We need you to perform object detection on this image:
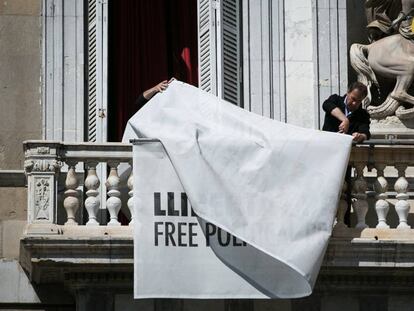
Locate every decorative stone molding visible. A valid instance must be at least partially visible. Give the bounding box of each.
[24,159,62,174]
[19,231,414,292]
[24,141,61,158]
[37,146,50,154]
[34,177,51,221]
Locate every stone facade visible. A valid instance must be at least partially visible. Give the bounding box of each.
[0,0,42,170]
[1,0,414,310]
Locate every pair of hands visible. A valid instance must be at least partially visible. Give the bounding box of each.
[338,119,366,142]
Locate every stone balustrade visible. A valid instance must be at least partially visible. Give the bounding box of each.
[19,140,414,304]
[23,140,413,231]
[23,140,133,228]
[336,140,414,231]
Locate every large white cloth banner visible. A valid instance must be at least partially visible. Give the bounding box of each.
[125,81,353,299]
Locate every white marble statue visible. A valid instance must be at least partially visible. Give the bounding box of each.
[350,0,414,120]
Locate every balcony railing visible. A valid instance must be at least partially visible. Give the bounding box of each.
[23,140,414,234]
[337,140,414,234]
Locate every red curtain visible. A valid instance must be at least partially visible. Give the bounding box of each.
[108,0,198,142]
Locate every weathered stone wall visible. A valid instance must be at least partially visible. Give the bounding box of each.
[0,2,43,305]
[0,0,42,262]
[0,0,42,170]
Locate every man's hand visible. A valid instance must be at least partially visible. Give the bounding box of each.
[143,80,169,100]
[330,107,349,133]
[152,80,169,93]
[352,132,367,143]
[338,118,350,133]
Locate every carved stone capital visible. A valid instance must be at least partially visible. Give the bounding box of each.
[24,158,62,174]
[24,141,63,175]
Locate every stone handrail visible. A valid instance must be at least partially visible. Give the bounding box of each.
[23,140,413,230]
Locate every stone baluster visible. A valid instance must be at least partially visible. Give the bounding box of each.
[352,163,369,229]
[335,181,348,229]
[394,164,410,229]
[127,164,134,226]
[63,161,80,225]
[106,161,121,226]
[84,162,100,226]
[373,163,390,229]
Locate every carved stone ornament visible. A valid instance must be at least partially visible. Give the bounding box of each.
[37,146,50,154]
[24,142,60,158]
[24,159,62,174]
[34,178,51,220]
[24,160,34,172]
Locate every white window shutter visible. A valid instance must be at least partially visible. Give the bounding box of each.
[198,0,218,95]
[87,0,108,143]
[198,0,242,106]
[87,0,98,142]
[220,0,242,106]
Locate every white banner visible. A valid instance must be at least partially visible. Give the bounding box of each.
[126,81,353,298]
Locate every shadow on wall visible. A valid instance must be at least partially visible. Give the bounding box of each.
[347,0,369,85]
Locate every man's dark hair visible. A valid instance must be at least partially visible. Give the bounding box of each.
[348,81,368,98]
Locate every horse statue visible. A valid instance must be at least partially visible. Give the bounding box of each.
[350,0,414,120]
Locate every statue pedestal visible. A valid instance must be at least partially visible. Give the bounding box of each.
[370,116,414,139]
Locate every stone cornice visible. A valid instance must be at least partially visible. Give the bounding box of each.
[19,225,414,291]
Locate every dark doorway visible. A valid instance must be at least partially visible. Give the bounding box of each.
[108,0,198,142]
